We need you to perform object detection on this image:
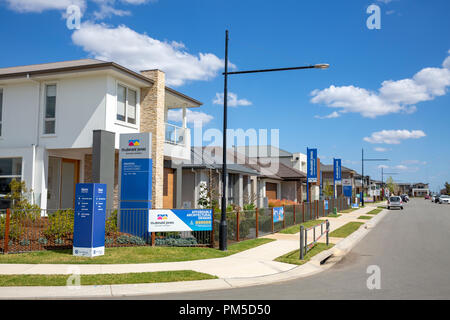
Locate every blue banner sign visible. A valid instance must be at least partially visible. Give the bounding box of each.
[119,133,152,238]
[324,200,329,210]
[307,148,318,183]
[148,209,213,232]
[273,207,285,223]
[334,158,342,183]
[73,183,106,257]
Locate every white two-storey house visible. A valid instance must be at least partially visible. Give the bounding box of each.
[0,59,201,210]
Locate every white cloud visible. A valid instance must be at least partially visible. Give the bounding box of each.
[378,165,389,169]
[4,0,86,13]
[121,0,153,4]
[378,0,393,3]
[311,52,450,118]
[93,4,131,19]
[167,109,213,125]
[363,129,426,144]
[5,0,154,18]
[374,147,389,152]
[402,160,427,165]
[72,23,228,86]
[213,92,252,107]
[314,111,340,119]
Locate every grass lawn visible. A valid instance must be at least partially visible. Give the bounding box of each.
[0,238,275,265]
[326,214,342,218]
[368,208,383,215]
[357,216,372,220]
[339,208,359,213]
[278,220,325,234]
[274,243,334,266]
[329,222,364,238]
[0,270,217,287]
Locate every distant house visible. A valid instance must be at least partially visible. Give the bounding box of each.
[180,146,259,209]
[232,146,308,205]
[320,163,356,198]
[411,183,430,197]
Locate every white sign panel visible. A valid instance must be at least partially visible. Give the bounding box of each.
[119,133,152,160]
[342,178,352,186]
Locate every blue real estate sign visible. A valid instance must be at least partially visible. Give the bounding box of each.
[119,133,152,238]
[148,209,213,232]
[334,158,342,183]
[73,183,106,257]
[273,207,285,223]
[307,148,318,183]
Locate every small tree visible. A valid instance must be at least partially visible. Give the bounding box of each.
[197,181,210,209]
[386,176,399,195]
[323,181,334,198]
[445,182,450,195]
[5,179,40,211]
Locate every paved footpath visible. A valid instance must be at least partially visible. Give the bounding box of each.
[0,203,386,299]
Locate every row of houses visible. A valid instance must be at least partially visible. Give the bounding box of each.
[0,59,428,210]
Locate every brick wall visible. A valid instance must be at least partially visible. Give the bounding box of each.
[139,70,165,209]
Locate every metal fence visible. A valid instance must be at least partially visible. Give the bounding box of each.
[299,220,330,259]
[1,197,351,254]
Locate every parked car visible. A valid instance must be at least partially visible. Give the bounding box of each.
[424,194,430,200]
[434,195,441,203]
[387,196,403,210]
[439,195,450,204]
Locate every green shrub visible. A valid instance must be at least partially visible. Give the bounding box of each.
[116,235,146,245]
[105,210,118,235]
[155,236,198,247]
[44,209,74,239]
[54,238,64,245]
[19,239,30,246]
[243,203,256,211]
[38,237,48,245]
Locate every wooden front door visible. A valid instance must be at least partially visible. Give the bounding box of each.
[266,182,278,200]
[163,168,175,209]
[60,158,80,209]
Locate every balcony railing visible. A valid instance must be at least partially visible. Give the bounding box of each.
[165,123,186,146]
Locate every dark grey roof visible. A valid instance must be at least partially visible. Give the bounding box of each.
[181,147,260,176]
[320,163,355,173]
[232,145,293,158]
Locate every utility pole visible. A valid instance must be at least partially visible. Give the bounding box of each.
[361,148,388,206]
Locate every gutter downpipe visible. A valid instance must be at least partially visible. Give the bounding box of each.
[27,73,42,206]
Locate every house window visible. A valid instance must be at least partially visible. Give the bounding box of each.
[0,158,22,209]
[0,88,3,136]
[116,84,137,125]
[44,84,56,134]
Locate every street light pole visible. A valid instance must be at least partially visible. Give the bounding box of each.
[219,30,329,251]
[219,30,229,251]
[361,148,388,207]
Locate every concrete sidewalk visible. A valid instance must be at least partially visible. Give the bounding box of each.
[0,203,382,278]
[0,204,387,299]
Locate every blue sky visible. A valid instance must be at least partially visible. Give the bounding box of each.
[1,0,449,192]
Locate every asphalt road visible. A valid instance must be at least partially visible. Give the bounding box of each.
[122,199,450,300]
